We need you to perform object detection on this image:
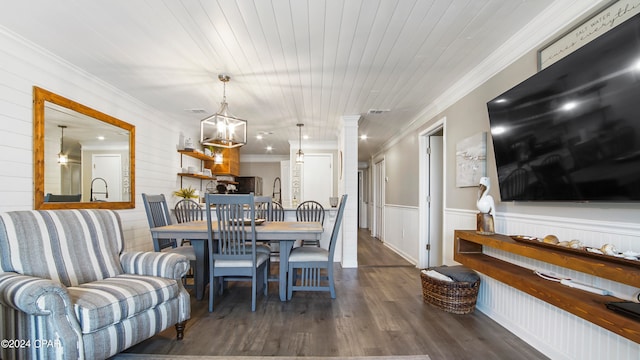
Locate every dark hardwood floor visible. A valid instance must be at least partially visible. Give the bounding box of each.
[122,229,548,359]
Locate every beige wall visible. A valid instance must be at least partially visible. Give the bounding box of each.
[383,132,419,206]
[384,37,640,222]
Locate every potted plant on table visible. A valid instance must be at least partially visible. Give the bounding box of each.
[173,186,198,200]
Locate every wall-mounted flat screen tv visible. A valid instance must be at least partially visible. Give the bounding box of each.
[487,13,640,201]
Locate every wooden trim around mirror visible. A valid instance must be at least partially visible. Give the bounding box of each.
[33,86,136,209]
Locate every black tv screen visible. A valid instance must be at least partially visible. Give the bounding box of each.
[487,13,640,201]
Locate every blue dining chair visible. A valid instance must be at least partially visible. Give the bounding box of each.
[205,193,269,312]
[287,194,347,299]
[296,200,325,247]
[142,193,197,288]
[253,195,274,256]
[174,198,203,246]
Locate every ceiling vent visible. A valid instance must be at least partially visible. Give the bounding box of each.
[367,109,390,115]
[185,108,207,114]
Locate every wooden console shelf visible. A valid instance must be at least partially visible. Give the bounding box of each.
[454,230,640,344]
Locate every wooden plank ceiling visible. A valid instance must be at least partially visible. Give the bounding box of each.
[0,0,557,160]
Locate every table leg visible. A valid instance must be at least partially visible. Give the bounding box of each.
[279,240,295,301]
[192,240,207,301]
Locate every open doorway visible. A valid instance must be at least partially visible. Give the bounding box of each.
[372,158,385,241]
[418,118,445,268]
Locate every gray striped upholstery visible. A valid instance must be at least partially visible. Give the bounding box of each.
[0,210,124,286]
[68,274,180,333]
[0,210,190,360]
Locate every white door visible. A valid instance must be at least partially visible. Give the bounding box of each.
[358,170,367,228]
[427,135,444,266]
[301,154,332,204]
[373,159,385,241]
[92,154,122,201]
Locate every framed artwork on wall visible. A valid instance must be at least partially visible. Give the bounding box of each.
[456,132,486,188]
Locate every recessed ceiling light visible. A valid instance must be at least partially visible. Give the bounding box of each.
[360,135,367,140]
[256,134,263,140]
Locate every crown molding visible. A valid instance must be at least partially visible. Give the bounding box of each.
[376,0,605,157]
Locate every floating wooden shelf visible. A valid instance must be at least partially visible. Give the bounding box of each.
[177,149,215,162]
[454,229,640,344]
[177,173,216,180]
[177,150,216,190]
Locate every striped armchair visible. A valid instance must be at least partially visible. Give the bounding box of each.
[0,210,190,360]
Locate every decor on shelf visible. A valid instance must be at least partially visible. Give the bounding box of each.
[476,176,495,235]
[184,137,194,150]
[456,131,486,187]
[538,0,640,70]
[296,123,304,164]
[57,125,68,165]
[200,74,247,148]
[173,186,198,199]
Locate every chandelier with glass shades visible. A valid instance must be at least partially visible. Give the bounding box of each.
[200,74,247,148]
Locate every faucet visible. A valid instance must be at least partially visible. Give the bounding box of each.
[90,177,109,202]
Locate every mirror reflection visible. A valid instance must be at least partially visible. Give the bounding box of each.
[34,87,135,209]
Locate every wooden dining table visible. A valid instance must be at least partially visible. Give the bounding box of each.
[150,220,324,301]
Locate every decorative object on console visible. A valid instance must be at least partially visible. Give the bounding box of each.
[510,235,640,267]
[476,176,495,235]
[200,74,247,148]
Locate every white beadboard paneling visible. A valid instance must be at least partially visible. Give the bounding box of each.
[445,208,640,360]
[383,204,419,265]
[0,26,186,252]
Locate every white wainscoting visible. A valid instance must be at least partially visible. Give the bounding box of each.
[384,204,419,265]
[444,208,640,360]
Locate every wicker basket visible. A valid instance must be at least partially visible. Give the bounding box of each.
[420,268,480,314]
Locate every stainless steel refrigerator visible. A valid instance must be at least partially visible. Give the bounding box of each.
[235,176,263,196]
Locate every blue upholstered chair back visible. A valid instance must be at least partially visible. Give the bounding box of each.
[0,209,124,287]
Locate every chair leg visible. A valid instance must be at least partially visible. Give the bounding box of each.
[263,261,269,295]
[251,273,257,312]
[191,260,198,291]
[175,321,187,340]
[287,265,294,300]
[328,265,336,298]
[209,271,215,312]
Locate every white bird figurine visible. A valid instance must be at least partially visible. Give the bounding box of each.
[477,177,495,216]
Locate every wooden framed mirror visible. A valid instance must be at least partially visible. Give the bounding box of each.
[33,86,135,209]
